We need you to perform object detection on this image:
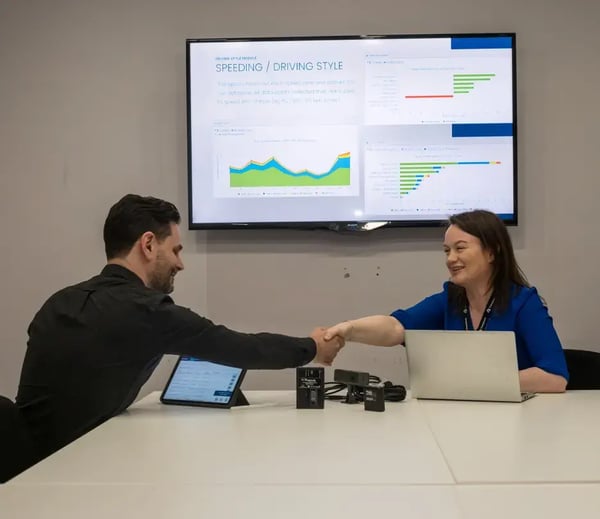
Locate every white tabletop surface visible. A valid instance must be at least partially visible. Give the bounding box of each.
[0,484,462,519]
[419,390,600,482]
[3,483,600,519]
[4,390,600,518]
[11,391,454,485]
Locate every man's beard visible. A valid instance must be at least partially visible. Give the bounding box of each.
[148,256,175,294]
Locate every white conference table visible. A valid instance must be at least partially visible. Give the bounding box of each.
[8,391,454,486]
[3,390,600,519]
[419,390,600,483]
[3,483,600,519]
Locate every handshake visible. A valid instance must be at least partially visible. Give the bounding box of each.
[310,321,353,366]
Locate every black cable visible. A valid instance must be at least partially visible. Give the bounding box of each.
[381,381,407,402]
[324,378,406,403]
[323,382,348,401]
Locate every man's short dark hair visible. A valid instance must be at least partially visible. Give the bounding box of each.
[103,194,181,259]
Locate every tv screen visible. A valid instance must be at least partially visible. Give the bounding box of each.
[187,33,517,230]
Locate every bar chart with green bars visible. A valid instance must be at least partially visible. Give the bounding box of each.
[399,161,501,196]
[453,73,496,94]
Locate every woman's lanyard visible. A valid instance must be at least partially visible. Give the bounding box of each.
[464,294,495,331]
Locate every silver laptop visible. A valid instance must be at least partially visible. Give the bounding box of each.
[405,330,535,403]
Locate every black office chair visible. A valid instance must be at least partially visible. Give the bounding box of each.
[0,396,36,483]
[563,349,600,390]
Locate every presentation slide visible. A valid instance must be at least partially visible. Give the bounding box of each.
[188,35,515,226]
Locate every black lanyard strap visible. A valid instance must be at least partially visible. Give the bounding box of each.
[464,294,495,331]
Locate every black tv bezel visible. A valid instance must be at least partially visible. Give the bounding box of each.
[186,32,518,231]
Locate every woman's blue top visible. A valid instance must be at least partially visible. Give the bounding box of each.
[391,282,569,379]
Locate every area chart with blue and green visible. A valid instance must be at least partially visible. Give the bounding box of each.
[399,161,501,196]
[229,152,351,187]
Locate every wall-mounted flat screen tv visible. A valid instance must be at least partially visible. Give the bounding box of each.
[187,33,517,231]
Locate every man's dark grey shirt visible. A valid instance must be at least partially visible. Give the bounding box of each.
[16,264,315,460]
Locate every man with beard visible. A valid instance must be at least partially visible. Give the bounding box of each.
[16,194,343,464]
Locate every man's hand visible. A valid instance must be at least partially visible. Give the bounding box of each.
[310,327,345,366]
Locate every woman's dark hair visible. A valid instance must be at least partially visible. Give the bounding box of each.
[103,194,181,259]
[446,209,529,313]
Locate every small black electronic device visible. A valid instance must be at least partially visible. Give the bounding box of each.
[333,369,370,387]
[161,356,248,408]
[333,369,370,404]
[364,386,386,412]
[296,367,325,409]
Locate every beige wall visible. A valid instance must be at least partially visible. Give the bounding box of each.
[1,0,598,397]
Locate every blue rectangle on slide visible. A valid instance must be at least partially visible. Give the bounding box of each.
[452,123,513,138]
[451,37,513,49]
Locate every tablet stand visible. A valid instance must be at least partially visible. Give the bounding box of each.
[231,389,249,407]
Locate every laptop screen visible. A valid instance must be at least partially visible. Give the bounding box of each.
[161,357,245,407]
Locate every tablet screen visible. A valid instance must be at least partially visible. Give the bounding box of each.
[160,357,246,408]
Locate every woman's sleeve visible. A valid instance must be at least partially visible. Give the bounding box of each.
[516,288,569,380]
[391,291,446,330]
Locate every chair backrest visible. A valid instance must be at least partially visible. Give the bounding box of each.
[0,396,36,483]
[564,349,600,390]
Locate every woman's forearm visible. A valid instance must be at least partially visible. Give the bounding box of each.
[344,315,405,346]
[519,367,567,393]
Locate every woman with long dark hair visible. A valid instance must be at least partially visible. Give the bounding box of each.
[325,209,568,393]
